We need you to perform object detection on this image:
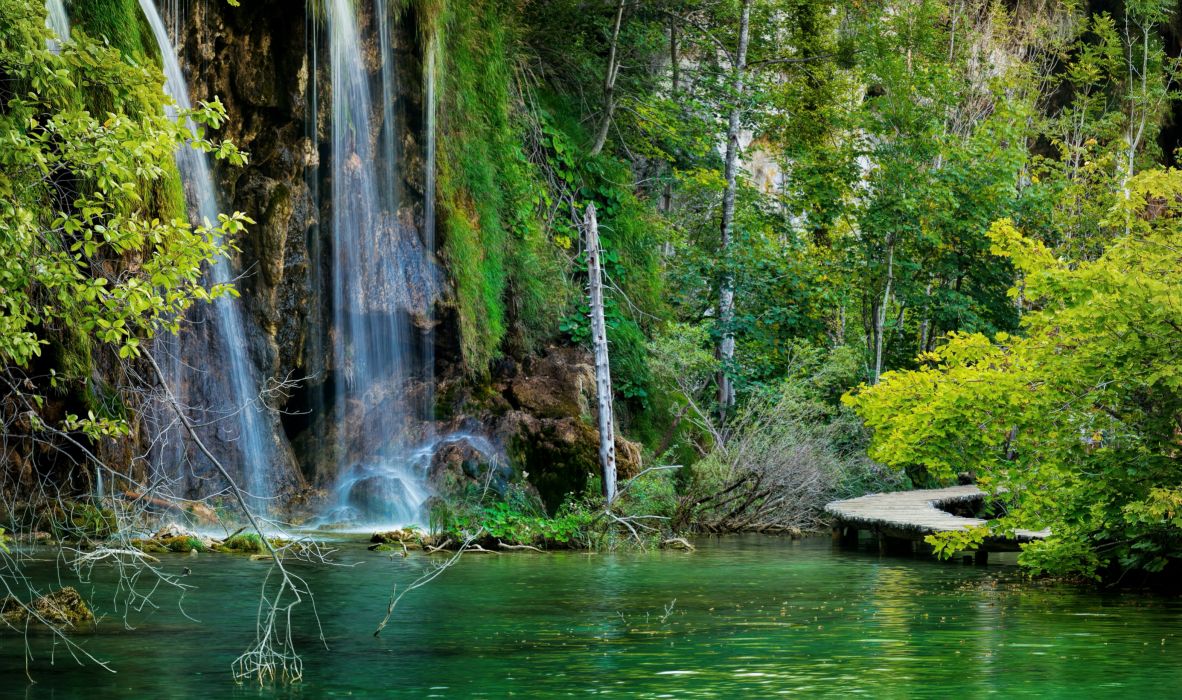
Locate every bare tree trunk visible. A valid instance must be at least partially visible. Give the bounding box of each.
[585,203,617,503]
[872,238,894,384]
[918,280,932,355]
[589,0,627,157]
[1121,14,1150,236]
[670,14,680,97]
[717,0,752,411]
[662,15,679,215]
[660,14,678,258]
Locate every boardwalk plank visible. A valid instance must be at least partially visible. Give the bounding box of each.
[825,486,1048,544]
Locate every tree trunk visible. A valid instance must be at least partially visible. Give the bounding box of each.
[589,0,627,157]
[717,0,752,411]
[659,14,678,258]
[918,280,932,355]
[872,238,894,384]
[670,14,680,96]
[585,203,617,503]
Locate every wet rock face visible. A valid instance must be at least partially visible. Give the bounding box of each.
[348,209,443,326]
[172,1,439,491]
[435,347,641,514]
[174,0,316,391]
[167,4,630,514]
[428,438,515,497]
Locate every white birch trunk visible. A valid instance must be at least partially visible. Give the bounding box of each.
[873,239,894,385]
[585,203,617,503]
[717,0,752,411]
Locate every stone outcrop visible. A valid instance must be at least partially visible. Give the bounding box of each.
[435,347,641,513]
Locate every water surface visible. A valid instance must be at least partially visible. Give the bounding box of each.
[3,536,1179,698]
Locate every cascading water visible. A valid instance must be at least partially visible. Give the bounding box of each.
[140,0,284,509]
[322,0,436,526]
[44,0,68,50]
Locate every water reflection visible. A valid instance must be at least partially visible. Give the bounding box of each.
[2,536,1179,698]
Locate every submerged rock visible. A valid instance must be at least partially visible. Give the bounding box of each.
[1,587,94,630]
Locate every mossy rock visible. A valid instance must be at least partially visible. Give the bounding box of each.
[216,532,267,554]
[33,500,118,541]
[370,528,425,549]
[160,536,205,553]
[130,538,169,554]
[509,419,599,515]
[1,587,95,629]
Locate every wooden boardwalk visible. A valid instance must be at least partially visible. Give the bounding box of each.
[825,485,1048,562]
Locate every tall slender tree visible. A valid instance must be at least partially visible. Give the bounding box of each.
[717,0,752,410]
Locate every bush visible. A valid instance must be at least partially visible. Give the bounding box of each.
[676,381,901,533]
[430,483,595,549]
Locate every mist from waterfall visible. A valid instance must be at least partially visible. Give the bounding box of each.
[139,0,281,508]
[323,0,432,526]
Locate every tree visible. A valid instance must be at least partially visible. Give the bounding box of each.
[584,203,617,503]
[0,0,247,457]
[847,169,1182,578]
[716,0,751,410]
[589,0,627,157]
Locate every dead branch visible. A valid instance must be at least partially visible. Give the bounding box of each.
[497,540,545,552]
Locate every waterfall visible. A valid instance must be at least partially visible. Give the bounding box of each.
[139,0,283,509]
[45,0,68,51]
[322,0,434,526]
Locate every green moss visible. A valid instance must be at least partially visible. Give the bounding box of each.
[68,0,157,60]
[218,532,266,553]
[434,0,566,372]
[153,162,188,221]
[2,587,95,629]
[70,0,186,221]
[65,502,117,539]
[131,538,169,554]
[161,535,205,553]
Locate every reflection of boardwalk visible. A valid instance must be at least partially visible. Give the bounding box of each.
[825,486,1048,562]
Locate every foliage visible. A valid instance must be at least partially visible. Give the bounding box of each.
[847,170,1182,578]
[430,482,594,548]
[0,0,247,445]
[219,532,266,553]
[434,0,564,371]
[671,346,902,533]
[430,466,685,550]
[925,526,988,560]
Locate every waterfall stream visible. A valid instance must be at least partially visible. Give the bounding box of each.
[44,0,68,51]
[139,0,283,509]
[322,0,434,526]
